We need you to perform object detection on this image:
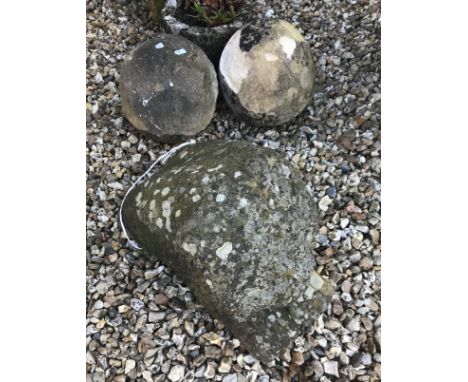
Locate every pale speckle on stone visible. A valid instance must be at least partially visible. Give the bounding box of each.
[149,200,156,210]
[189,188,197,194]
[135,192,143,205]
[206,279,213,287]
[153,189,160,195]
[309,271,324,290]
[239,197,249,208]
[182,242,197,255]
[304,285,315,300]
[234,171,242,179]
[216,242,233,261]
[216,194,226,203]
[207,164,223,172]
[162,187,170,196]
[179,150,188,159]
[155,42,164,49]
[162,200,172,232]
[156,217,163,229]
[192,195,201,202]
[175,210,181,218]
[162,200,172,217]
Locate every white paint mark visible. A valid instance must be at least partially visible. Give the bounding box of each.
[174,48,187,55]
[155,42,164,49]
[216,242,233,261]
[279,36,297,59]
[216,194,226,203]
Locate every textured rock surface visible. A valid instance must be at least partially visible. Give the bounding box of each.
[219,20,315,126]
[120,34,218,142]
[122,140,334,362]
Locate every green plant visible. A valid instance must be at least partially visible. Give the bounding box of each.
[178,0,243,26]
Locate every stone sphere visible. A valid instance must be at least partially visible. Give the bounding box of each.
[219,20,315,126]
[120,34,218,142]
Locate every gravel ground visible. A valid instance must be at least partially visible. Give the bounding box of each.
[86,0,381,381]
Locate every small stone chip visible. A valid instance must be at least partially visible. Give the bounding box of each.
[168,365,185,382]
[124,359,136,374]
[323,360,339,377]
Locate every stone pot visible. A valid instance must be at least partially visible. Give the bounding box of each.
[159,0,252,65]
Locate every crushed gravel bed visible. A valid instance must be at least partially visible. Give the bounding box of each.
[86,0,381,381]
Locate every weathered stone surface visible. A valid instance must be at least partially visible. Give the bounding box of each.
[121,140,333,363]
[219,20,315,126]
[120,34,218,142]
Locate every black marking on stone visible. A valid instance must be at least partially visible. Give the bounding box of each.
[239,25,264,52]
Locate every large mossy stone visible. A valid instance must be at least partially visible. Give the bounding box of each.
[120,34,218,143]
[121,140,333,362]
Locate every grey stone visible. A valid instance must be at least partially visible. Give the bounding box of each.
[219,20,315,126]
[120,34,218,142]
[122,140,334,363]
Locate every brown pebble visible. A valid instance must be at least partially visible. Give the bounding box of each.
[291,351,304,365]
[154,293,169,305]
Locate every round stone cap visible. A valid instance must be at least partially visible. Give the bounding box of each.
[120,34,218,142]
[219,20,315,126]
